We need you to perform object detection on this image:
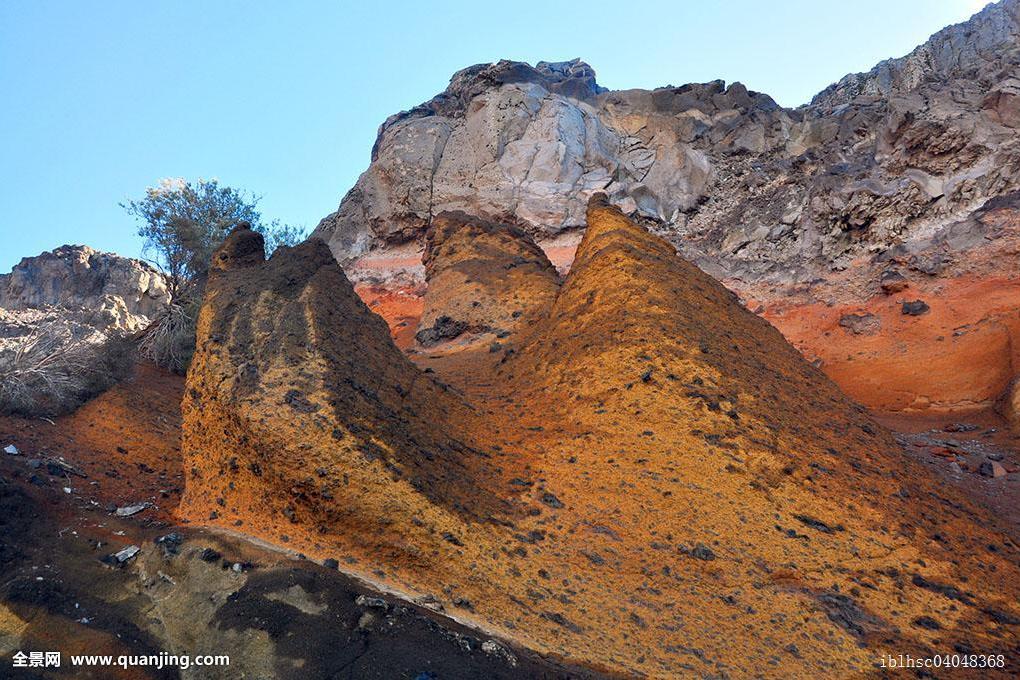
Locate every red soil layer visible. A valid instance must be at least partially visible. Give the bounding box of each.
[355,283,424,350]
[763,276,1020,414]
[356,246,1020,421]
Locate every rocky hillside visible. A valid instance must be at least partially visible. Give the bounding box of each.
[0,245,169,342]
[182,204,1020,678]
[314,0,1020,419]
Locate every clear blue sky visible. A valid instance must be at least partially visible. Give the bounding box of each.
[0,0,990,272]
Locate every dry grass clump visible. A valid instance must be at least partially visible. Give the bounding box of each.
[137,301,197,374]
[0,325,134,416]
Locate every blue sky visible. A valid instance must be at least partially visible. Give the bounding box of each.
[0,0,991,272]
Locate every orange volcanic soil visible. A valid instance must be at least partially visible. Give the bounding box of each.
[764,276,1020,414]
[415,211,561,347]
[177,198,1020,678]
[355,284,424,350]
[0,361,184,524]
[351,197,1020,428]
[354,255,1020,422]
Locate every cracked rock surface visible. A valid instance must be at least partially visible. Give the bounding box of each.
[315,1,1020,288]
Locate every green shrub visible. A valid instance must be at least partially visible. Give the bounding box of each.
[123,178,304,372]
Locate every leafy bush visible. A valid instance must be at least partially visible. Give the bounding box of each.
[123,178,304,372]
[0,328,135,417]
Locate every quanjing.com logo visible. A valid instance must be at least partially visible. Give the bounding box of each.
[11,651,60,669]
[11,651,230,671]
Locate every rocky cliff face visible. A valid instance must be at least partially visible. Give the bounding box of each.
[316,0,1020,416]
[314,0,1020,282]
[0,245,169,337]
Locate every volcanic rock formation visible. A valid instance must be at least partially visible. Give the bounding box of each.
[0,245,170,404]
[415,211,560,346]
[315,1,1020,278]
[181,226,513,556]
[314,0,1020,418]
[0,244,169,358]
[185,201,1020,678]
[0,245,168,331]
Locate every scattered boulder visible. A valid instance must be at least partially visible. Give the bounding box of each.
[101,545,140,566]
[481,639,518,667]
[414,315,469,346]
[978,461,1007,478]
[912,616,941,630]
[690,544,716,561]
[838,313,881,335]
[901,300,930,316]
[355,595,389,611]
[114,502,152,517]
[154,532,184,557]
[198,548,222,563]
[539,492,564,509]
[879,270,909,294]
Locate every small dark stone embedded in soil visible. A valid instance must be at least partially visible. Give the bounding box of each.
[442,532,464,546]
[199,547,222,563]
[284,389,320,413]
[817,591,884,640]
[902,300,930,316]
[539,492,564,508]
[911,574,974,605]
[983,607,1020,625]
[415,315,469,346]
[155,532,184,556]
[793,514,844,534]
[880,269,908,294]
[690,544,716,561]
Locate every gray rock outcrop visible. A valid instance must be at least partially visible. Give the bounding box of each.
[0,245,169,366]
[0,245,169,334]
[314,0,1020,286]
